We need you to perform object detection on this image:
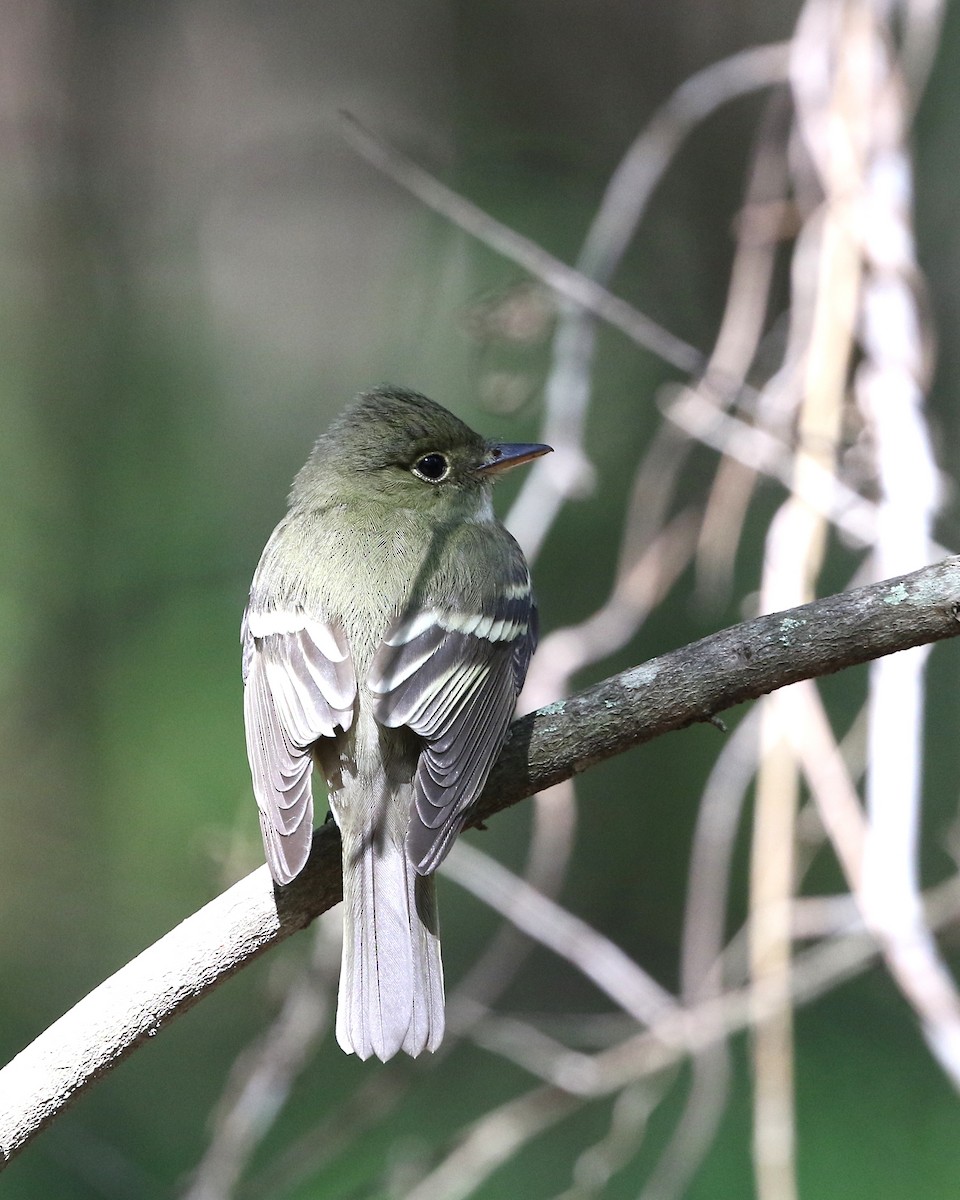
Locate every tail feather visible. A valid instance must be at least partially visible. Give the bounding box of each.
[337,831,444,1061]
[403,872,445,1056]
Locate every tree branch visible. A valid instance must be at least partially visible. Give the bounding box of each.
[474,554,960,821]
[2,557,959,1167]
[339,112,704,373]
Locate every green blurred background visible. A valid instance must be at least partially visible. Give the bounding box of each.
[2,1,960,1196]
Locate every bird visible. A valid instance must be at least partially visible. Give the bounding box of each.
[241,386,551,1061]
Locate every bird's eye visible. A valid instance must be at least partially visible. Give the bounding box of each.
[411,453,450,482]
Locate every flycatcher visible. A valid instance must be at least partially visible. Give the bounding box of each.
[242,387,550,1060]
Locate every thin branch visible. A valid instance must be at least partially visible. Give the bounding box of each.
[180,918,341,1200]
[402,873,960,1200]
[2,558,960,1167]
[847,0,960,1088]
[576,870,960,1097]
[504,43,790,558]
[338,112,703,373]
[662,389,878,547]
[443,842,674,1026]
[639,712,760,1200]
[482,556,960,820]
[551,1081,665,1200]
[403,1085,580,1200]
[445,785,579,1033]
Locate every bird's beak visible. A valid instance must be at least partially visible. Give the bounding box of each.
[478,441,553,475]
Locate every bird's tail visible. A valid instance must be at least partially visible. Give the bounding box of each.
[336,826,444,1061]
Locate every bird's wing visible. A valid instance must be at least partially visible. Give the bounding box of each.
[369,558,537,875]
[242,607,356,884]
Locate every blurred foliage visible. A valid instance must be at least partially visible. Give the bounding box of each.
[2,1,960,1197]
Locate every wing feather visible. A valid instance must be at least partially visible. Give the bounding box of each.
[242,607,356,884]
[369,551,538,875]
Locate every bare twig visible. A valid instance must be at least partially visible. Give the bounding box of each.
[401,874,960,1200]
[443,843,674,1026]
[180,918,341,1200]
[693,92,795,607]
[447,783,579,1020]
[749,6,862,1172]
[784,681,866,889]
[581,870,960,1096]
[639,712,760,1200]
[844,0,960,1086]
[403,1085,580,1200]
[662,389,878,546]
[504,42,790,557]
[551,1081,666,1200]
[338,112,702,373]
